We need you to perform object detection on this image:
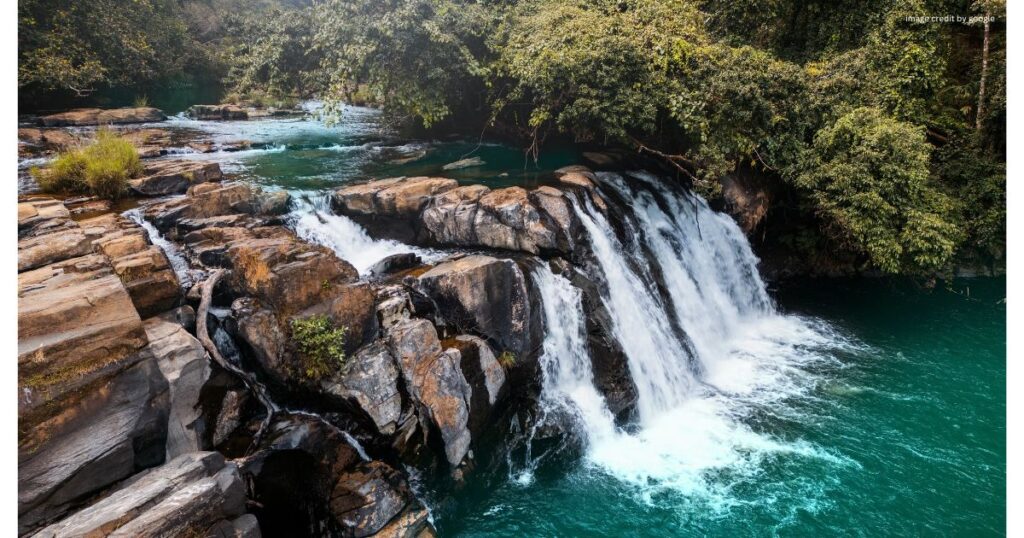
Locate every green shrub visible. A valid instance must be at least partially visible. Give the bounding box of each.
[290,315,347,381]
[133,95,150,107]
[32,129,142,200]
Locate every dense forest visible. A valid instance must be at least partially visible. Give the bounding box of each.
[18,0,1006,278]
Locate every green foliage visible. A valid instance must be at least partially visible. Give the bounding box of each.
[497,351,517,369]
[796,107,961,274]
[290,315,347,381]
[18,0,203,95]
[32,129,142,199]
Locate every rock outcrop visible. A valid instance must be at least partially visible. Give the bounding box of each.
[33,452,257,538]
[332,176,578,255]
[145,315,212,459]
[416,255,533,358]
[129,160,224,196]
[37,107,167,127]
[387,319,472,467]
[186,104,249,121]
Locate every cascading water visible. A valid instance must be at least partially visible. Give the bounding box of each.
[290,195,440,275]
[527,172,850,502]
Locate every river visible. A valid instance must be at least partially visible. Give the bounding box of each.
[21,106,1005,536]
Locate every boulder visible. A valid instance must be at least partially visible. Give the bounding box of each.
[321,341,403,436]
[329,461,428,538]
[18,198,71,236]
[144,182,289,232]
[186,104,249,121]
[470,187,560,254]
[18,354,169,533]
[368,252,423,278]
[129,160,223,196]
[387,319,471,466]
[17,128,82,153]
[416,255,532,358]
[32,452,254,538]
[37,107,167,127]
[145,316,212,459]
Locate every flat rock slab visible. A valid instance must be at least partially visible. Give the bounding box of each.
[130,160,223,196]
[37,107,166,127]
[186,104,249,121]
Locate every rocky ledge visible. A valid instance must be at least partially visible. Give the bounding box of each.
[17,155,643,536]
[331,169,612,257]
[36,107,167,127]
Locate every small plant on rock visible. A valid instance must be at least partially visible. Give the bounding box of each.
[289,315,347,381]
[497,350,516,369]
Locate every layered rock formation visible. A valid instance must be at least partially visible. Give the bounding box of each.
[36,107,167,127]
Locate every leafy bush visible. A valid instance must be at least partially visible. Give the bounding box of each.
[497,351,516,369]
[32,129,142,199]
[796,107,961,274]
[290,315,347,381]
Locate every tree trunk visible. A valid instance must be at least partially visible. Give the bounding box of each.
[976,9,991,132]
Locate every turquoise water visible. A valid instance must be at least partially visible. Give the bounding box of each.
[127,112,1005,536]
[436,278,1006,537]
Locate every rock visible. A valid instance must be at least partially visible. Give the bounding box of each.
[37,107,167,127]
[322,341,403,436]
[387,319,472,466]
[416,255,532,358]
[330,461,426,537]
[450,335,507,435]
[84,213,181,318]
[245,415,362,536]
[18,198,71,236]
[254,190,291,215]
[186,104,249,121]
[17,226,92,272]
[18,254,149,417]
[211,389,248,448]
[130,160,223,196]
[472,187,559,254]
[441,156,485,170]
[582,151,618,166]
[144,182,287,232]
[232,298,289,386]
[18,354,169,533]
[369,252,422,278]
[719,167,772,235]
[66,198,112,217]
[375,286,414,331]
[32,452,254,538]
[17,128,82,153]
[145,316,211,459]
[334,177,459,218]
[372,504,434,538]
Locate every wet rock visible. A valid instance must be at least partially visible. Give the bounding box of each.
[32,452,253,538]
[416,255,532,358]
[18,354,169,534]
[387,319,472,466]
[232,298,289,386]
[37,107,166,127]
[334,177,459,218]
[145,316,212,459]
[321,341,403,436]
[373,504,434,538]
[144,182,289,232]
[329,461,427,537]
[17,128,81,153]
[369,252,423,278]
[441,156,485,170]
[129,160,223,196]
[255,189,291,215]
[186,104,249,121]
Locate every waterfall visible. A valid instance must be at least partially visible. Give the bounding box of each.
[290,195,440,275]
[532,265,617,441]
[525,171,846,499]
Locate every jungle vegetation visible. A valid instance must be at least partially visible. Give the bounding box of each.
[18,0,1006,276]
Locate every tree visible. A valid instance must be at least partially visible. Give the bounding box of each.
[796,107,961,274]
